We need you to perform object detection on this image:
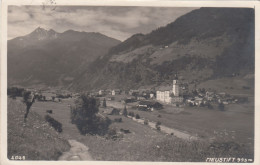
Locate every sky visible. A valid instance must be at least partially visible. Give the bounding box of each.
[8,6,198,41]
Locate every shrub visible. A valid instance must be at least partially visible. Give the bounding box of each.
[45,115,62,133]
[7,87,25,98]
[156,121,161,131]
[103,98,107,107]
[218,102,225,111]
[114,118,123,122]
[120,128,131,134]
[123,105,128,117]
[144,119,149,125]
[70,95,111,135]
[135,114,140,119]
[128,112,135,117]
[242,86,250,90]
[207,103,214,109]
[106,128,123,140]
[110,108,120,115]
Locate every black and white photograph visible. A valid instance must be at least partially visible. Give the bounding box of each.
[1,0,259,164]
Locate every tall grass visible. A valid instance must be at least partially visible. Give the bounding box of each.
[8,99,70,160]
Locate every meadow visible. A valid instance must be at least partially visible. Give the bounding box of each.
[7,98,70,160]
[25,96,254,161]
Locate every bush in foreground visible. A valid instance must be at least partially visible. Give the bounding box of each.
[45,115,62,133]
[70,94,111,135]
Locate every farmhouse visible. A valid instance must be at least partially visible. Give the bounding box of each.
[106,97,115,101]
[99,90,105,95]
[138,101,163,111]
[129,89,139,96]
[112,89,120,95]
[137,96,146,101]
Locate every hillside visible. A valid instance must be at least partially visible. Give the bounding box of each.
[8,27,121,88]
[8,98,70,160]
[71,7,254,91]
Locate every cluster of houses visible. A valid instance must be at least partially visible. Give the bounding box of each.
[92,73,247,109]
[185,90,247,106]
[98,89,121,96]
[24,74,247,109]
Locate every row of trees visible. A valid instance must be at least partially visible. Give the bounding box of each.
[7,87,25,98]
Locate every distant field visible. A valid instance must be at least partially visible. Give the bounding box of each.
[7,98,70,160]
[196,76,254,95]
[143,104,252,143]
[29,97,254,161]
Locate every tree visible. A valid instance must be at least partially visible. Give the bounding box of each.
[123,105,128,117]
[144,119,149,125]
[218,102,225,111]
[52,96,55,102]
[156,121,161,131]
[70,95,111,135]
[103,98,107,107]
[22,91,35,122]
[207,103,214,109]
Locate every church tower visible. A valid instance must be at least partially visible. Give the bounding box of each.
[172,74,179,97]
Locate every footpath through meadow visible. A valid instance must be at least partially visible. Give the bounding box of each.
[31,100,93,161]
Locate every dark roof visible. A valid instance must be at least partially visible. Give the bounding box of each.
[156,86,172,91]
[139,101,162,106]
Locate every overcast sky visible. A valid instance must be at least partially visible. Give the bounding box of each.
[8,6,198,41]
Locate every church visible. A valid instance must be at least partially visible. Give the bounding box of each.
[156,75,184,104]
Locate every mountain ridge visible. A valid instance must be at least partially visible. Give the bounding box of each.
[8,27,121,88]
[70,7,254,91]
[8,7,254,92]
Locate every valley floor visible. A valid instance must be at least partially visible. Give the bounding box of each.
[21,95,255,161]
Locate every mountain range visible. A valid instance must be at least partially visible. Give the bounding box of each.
[8,7,255,91]
[8,27,121,87]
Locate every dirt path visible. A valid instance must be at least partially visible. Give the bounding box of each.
[131,117,199,140]
[58,139,93,161]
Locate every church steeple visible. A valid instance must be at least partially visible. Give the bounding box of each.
[173,73,179,97]
[174,73,178,80]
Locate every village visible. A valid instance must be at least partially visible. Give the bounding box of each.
[7,74,254,161]
[14,73,249,113]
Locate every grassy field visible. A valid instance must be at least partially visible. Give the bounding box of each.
[7,98,70,160]
[196,75,254,95]
[27,96,254,161]
[126,102,254,144]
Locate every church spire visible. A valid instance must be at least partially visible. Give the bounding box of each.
[174,73,178,80]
